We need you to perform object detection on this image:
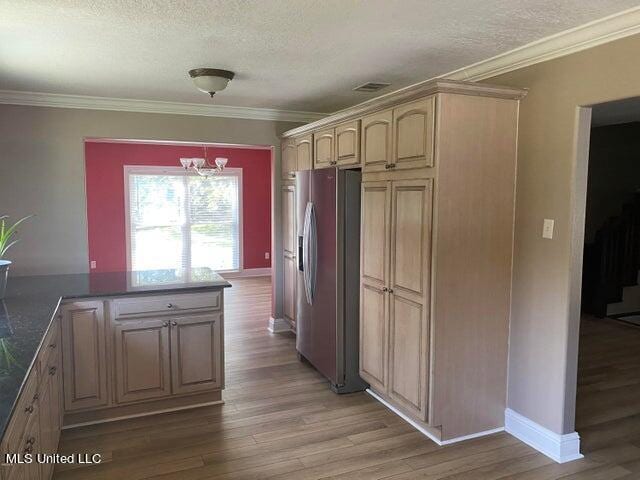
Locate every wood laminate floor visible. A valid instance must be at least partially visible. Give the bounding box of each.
[53,278,640,479]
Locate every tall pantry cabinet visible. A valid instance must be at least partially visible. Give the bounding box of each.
[281,80,526,443]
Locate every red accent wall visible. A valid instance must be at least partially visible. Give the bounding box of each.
[85,142,271,272]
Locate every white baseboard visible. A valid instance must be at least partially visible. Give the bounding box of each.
[366,389,504,446]
[505,408,583,463]
[268,316,292,333]
[220,268,271,279]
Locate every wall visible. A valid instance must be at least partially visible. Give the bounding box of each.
[484,33,640,435]
[0,103,299,325]
[85,141,271,272]
[584,122,640,243]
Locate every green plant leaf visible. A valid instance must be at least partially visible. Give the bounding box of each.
[0,215,33,259]
[0,239,18,257]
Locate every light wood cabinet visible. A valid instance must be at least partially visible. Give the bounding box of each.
[335,120,360,166]
[387,179,432,420]
[282,185,296,257]
[392,97,435,170]
[295,134,313,171]
[359,179,432,420]
[282,184,297,328]
[359,182,390,392]
[38,320,62,480]
[113,319,171,403]
[361,109,393,172]
[313,127,335,168]
[61,301,109,411]
[171,313,223,394]
[283,254,297,329]
[281,80,524,442]
[281,138,296,181]
[10,412,41,480]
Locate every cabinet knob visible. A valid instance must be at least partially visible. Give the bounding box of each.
[388,288,394,294]
[49,366,57,375]
[171,321,178,327]
[384,164,390,169]
[24,445,33,454]
[389,163,396,169]
[166,303,174,309]
[382,287,388,292]
[26,436,35,445]
[24,405,34,414]
[33,393,39,401]
[162,321,169,327]
[49,343,56,349]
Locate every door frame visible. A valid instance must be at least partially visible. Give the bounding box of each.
[564,106,593,433]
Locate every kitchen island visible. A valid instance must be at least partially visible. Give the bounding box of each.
[0,268,229,480]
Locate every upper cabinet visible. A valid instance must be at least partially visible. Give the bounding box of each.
[281,138,297,181]
[335,120,360,167]
[313,127,335,169]
[361,97,434,173]
[295,134,313,171]
[361,110,393,173]
[393,97,435,170]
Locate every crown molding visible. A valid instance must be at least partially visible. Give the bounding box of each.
[0,89,326,123]
[443,5,640,81]
[282,79,526,137]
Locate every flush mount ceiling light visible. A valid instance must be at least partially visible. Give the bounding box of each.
[180,145,228,176]
[189,68,235,98]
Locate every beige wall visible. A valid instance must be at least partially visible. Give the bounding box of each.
[0,104,300,314]
[485,33,640,434]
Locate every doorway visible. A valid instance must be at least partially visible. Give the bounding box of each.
[572,97,640,454]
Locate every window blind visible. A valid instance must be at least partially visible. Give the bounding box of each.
[127,168,241,275]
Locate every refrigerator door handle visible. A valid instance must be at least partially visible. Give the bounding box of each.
[302,202,317,305]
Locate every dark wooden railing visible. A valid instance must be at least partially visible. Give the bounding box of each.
[582,193,640,317]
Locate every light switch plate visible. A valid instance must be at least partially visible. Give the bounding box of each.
[90,260,97,269]
[542,219,555,239]
[265,252,270,260]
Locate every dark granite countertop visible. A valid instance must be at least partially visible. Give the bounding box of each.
[0,268,230,437]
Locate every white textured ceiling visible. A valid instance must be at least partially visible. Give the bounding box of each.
[0,0,637,113]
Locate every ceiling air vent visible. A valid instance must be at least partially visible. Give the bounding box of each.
[353,82,390,93]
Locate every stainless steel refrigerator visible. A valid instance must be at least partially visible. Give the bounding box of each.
[295,167,367,393]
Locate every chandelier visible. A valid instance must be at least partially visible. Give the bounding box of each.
[179,146,228,177]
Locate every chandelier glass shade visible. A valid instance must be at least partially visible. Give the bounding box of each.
[180,147,228,176]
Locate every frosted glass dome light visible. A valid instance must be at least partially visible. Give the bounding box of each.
[189,68,235,97]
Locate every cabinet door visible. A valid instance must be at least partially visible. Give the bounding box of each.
[361,109,393,172]
[114,319,171,403]
[392,97,435,170]
[335,120,360,167]
[283,253,297,328]
[295,134,313,171]
[170,314,222,395]
[281,139,297,181]
[61,301,109,411]
[282,185,296,257]
[388,179,432,420]
[359,181,391,392]
[313,128,334,168]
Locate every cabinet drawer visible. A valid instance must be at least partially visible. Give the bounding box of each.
[1,369,39,460]
[37,318,60,379]
[113,292,221,319]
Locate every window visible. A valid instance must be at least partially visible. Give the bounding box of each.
[125,166,242,278]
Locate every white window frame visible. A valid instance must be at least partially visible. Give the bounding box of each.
[123,165,244,275]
